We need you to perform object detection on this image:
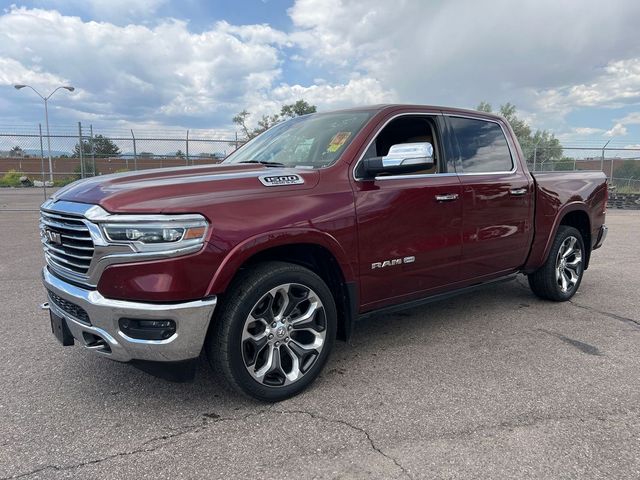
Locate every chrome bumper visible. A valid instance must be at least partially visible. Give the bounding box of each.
[593,224,608,250]
[42,267,217,362]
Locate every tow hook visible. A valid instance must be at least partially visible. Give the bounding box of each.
[40,302,50,311]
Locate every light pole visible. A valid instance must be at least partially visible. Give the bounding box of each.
[14,84,75,182]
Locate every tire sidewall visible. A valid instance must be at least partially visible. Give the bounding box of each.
[223,266,337,401]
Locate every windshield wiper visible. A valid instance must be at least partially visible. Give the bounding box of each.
[239,160,285,167]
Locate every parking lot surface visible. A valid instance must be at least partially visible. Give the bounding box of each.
[1,189,639,479]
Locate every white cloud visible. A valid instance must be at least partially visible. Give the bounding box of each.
[605,123,628,137]
[2,0,640,137]
[0,57,70,91]
[271,77,395,109]
[617,112,640,125]
[0,7,284,124]
[536,59,640,113]
[575,127,606,136]
[290,0,640,123]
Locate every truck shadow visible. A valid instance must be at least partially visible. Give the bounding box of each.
[66,277,536,412]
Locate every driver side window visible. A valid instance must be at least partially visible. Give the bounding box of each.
[362,116,441,175]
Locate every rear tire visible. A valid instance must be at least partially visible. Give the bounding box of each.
[207,261,337,402]
[528,225,585,301]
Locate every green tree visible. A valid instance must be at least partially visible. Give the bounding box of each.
[9,146,24,157]
[232,110,252,139]
[176,149,185,159]
[280,100,317,118]
[233,99,318,140]
[476,101,492,113]
[73,135,121,157]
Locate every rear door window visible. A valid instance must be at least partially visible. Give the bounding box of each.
[449,117,513,173]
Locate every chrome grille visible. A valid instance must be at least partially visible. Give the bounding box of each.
[40,209,94,275]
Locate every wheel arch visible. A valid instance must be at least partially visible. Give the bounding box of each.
[207,230,358,342]
[541,204,592,270]
[559,209,591,266]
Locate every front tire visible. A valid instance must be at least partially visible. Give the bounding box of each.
[528,225,585,301]
[207,261,337,402]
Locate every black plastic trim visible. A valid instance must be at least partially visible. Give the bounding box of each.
[357,274,518,321]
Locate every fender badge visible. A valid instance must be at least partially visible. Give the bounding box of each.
[259,174,305,187]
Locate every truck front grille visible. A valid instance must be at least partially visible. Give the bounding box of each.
[40,209,95,275]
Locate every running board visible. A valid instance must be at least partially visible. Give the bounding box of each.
[357,273,519,321]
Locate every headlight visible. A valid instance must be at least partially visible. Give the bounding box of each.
[99,214,209,253]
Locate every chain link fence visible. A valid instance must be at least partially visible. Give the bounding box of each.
[1,123,640,193]
[0,122,243,187]
[520,144,640,193]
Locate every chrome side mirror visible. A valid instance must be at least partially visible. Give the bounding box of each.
[362,142,434,178]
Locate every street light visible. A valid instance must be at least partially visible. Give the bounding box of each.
[14,84,75,182]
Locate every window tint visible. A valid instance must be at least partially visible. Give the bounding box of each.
[449,117,513,173]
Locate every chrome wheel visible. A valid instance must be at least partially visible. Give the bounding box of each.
[241,283,327,387]
[555,235,583,293]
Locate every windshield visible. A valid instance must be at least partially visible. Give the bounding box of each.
[223,111,373,169]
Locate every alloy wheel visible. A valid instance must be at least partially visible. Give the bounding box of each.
[241,283,327,387]
[555,235,583,293]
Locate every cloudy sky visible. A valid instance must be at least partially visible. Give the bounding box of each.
[0,0,639,146]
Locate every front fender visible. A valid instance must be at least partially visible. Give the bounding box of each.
[205,228,356,295]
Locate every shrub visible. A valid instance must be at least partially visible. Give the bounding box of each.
[0,170,26,187]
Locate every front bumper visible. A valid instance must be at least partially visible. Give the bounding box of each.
[593,224,608,250]
[42,267,217,362]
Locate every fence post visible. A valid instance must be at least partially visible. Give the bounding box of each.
[39,123,47,199]
[131,129,137,171]
[532,144,537,172]
[186,129,190,165]
[78,122,85,179]
[235,131,238,150]
[601,139,612,175]
[610,156,615,181]
[90,124,96,177]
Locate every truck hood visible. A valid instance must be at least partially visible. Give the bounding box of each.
[53,163,320,213]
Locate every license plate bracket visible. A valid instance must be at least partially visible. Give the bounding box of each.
[50,311,75,346]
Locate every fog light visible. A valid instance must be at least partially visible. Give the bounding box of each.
[119,318,176,340]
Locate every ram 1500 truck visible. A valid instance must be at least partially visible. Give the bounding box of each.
[40,105,608,401]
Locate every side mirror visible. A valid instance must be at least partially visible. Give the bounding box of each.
[362,142,434,178]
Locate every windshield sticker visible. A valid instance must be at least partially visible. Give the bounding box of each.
[259,174,305,187]
[327,132,352,153]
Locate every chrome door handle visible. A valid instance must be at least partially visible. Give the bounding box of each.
[435,193,459,202]
[509,188,528,196]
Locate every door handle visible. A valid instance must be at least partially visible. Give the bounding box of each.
[509,188,528,196]
[435,193,459,202]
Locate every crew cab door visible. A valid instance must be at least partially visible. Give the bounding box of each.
[351,113,463,311]
[446,114,534,280]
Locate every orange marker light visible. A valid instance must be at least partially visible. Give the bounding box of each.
[184,226,206,240]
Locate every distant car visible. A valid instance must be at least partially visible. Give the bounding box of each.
[40,104,608,401]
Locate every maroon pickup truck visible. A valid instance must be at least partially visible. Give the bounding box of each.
[40,105,608,401]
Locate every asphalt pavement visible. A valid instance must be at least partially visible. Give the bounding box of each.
[1,189,638,479]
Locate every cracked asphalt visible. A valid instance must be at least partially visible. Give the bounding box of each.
[1,189,639,479]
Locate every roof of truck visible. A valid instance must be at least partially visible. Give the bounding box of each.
[326,104,505,122]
